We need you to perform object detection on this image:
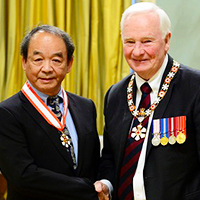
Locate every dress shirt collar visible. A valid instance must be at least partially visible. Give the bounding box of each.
[135,54,168,94]
[27,81,63,104]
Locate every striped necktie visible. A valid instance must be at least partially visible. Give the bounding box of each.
[118,82,152,200]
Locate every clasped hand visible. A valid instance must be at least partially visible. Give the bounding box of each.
[94,181,110,200]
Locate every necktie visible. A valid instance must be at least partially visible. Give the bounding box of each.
[47,95,77,170]
[118,82,152,200]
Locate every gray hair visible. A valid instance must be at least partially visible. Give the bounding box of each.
[20,25,75,62]
[120,2,171,38]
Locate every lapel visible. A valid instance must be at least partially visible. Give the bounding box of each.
[67,93,87,174]
[115,77,137,173]
[146,55,178,157]
[19,91,75,171]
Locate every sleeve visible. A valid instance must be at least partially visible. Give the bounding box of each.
[98,86,116,188]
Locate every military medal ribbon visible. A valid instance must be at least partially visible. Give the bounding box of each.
[152,116,186,146]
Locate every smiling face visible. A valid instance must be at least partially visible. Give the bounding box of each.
[22,31,73,96]
[122,11,171,80]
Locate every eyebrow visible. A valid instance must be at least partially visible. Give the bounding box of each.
[54,52,64,58]
[32,51,64,58]
[33,50,42,55]
[123,36,154,40]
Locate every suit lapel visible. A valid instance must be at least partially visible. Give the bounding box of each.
[154,56,175,118]
[146,56,178,157]
[116,77,137,174]
[19,91,75,170]
[67,93,87,174]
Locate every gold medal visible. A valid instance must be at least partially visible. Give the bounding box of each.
[177,131,186,144]
[169,135,176,145]
[160,135,168,146]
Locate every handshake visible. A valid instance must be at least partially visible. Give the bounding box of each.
[94,181,110,200]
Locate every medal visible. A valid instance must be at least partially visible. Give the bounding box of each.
[131,123,146,141]
[127,60,180,141]
[152,133,160,146]
[22,81,69,146]
[168,117,176,145]
[60,128,73,148]
[169,134,176,145]
[160,118,169,146]
[177,131,186,144]
[60,133,71,148]
[22,81,77,170]
[152,116,186,146]
[131,108,147,140]
[176,116,186,144]
[160,135,168,146]
[152,119,160,146]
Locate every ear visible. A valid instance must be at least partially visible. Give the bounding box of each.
[164,32,171,52]
[66,56,74,73]
[22,57,27,71]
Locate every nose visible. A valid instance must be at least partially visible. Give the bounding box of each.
[132,42,145,56]
[41,61,53,73]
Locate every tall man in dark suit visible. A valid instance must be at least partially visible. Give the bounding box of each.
[0,25,100,200]
[95,2,200,200]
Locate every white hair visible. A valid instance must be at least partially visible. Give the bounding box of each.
[120,2,171,38]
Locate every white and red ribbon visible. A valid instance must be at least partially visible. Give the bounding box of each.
[21,81,68,131]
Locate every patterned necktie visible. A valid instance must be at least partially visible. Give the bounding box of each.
[118,82,152,200]
[47,95,77,170]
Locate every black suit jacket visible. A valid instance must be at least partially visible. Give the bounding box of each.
[0,91,100,200]
[99,55,200,200]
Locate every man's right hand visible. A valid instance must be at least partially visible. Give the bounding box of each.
[94,181,110,200]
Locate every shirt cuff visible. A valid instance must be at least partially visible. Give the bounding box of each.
[100,179,113,199]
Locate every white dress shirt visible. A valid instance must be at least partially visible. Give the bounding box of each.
[133,55,168,200]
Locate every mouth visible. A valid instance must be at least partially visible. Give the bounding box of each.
[132,58,149,65]
[133,58,148,62]
[39,78,55,83]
